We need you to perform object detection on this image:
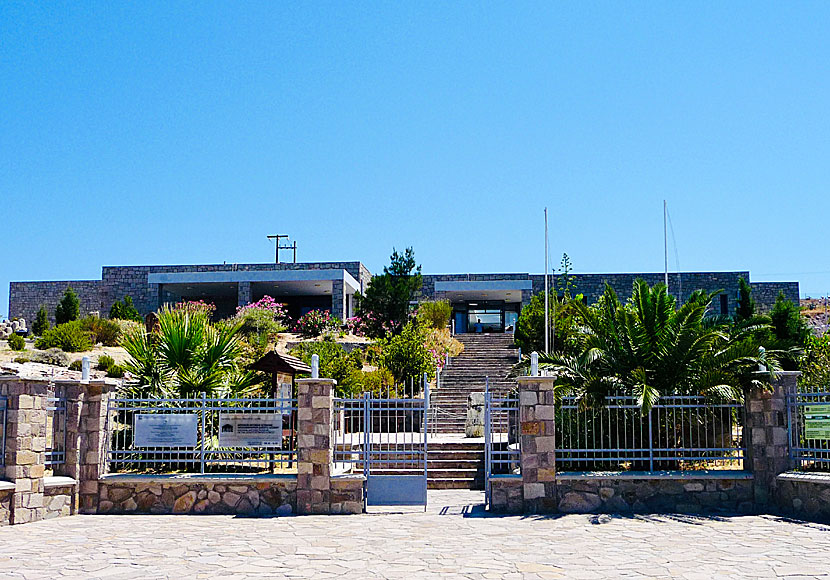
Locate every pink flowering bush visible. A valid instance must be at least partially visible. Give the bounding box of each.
[236,295,287,319]
[174,300,216,316]
[234,295,287,338]
[294,309,341,338]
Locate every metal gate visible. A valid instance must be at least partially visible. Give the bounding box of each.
[334,377,429,511]
[484,386,520,507]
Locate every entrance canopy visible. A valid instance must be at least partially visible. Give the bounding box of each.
[434,280,531,333]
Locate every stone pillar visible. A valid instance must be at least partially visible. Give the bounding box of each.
[745,371,800,508]
[518,376,557,513]
[237,281,252,308]
[296,378,335,514]
[2,379,48,524]
[64,380,117,514]
[331,279,345,321]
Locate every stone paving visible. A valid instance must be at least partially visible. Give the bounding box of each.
[1,491,829,579]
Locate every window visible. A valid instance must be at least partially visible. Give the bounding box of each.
[720,294,729,316]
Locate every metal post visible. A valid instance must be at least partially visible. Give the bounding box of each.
[648,408,654,472]
[200,391,207,474]
[530,352,539,377]
[484,390,491,507]
[423,372,429,512]
[311,354,319,379]
[81,356,90,383]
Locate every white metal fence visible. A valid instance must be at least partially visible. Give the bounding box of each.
[107,394,297,474]
[484,391,520,505]
[788,390,830,472]
[0,396,6,468]
[46,385,67,467]
[556,394,746,471]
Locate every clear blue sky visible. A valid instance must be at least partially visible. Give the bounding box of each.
[3,2,829,317]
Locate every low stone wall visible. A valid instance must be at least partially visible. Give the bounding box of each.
[97,475,297,516]
[0,484,13,525]
[330,475,364,514]
[489,472,755,514]
[43,477,76,520]
[489,476,523,513]
[774,472,830,523]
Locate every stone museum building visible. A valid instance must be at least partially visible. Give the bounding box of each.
[8,260,799,330]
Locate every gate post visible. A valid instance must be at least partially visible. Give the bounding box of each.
[518,375,557,514]
[745,371,800,509]
[296,378,335,515]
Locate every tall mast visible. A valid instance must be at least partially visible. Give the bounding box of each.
[663,199,669,293]
[544,208,549,355]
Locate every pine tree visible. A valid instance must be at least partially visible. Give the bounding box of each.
[735,277,755,321]
[33,306,50,335]
[55,286,80,325]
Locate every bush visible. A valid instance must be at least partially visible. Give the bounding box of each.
[106,364,125,378]
[33,306,49,335]
[30,348,70,367]
[234,300,286,338]
[97,354,116,371]
[13,356,30,364]
[113,319,143,341]
[35,321,93,352]
[68,360,83,371]
[416,300,452,330]
[290,340,363,396]
[109,296,142,322]
[55,286,80,325]
[294,309,340,338]
[80,317,121,346]
[7,333,25,351]
[381,321,435,383]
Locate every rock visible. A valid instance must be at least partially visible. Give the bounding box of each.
[108,487,133,503]
[173,491,197,513]
[558,492,602,513]
[98,500,114,513]
[236,498,255,515]
[197,489,207,500]
[599,487,615,500]
[193,499,211,513]
[208,491,221,504]
[275,504,293,516]
[683,482,705,492]
[223,492,240,507]
[122,497,138,512]
[465,392,485,438]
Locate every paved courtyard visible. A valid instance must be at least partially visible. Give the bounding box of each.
[1,491,829,579]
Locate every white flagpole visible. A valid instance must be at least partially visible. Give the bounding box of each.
[544,208,549,355]
[664,200,669,290]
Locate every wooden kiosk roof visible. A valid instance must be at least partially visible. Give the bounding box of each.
[249,350,311,376]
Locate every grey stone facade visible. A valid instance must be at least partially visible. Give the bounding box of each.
[9,262,797,325]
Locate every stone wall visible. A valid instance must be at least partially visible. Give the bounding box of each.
[751,282,801,312]
[0,486,12,526]
[554,473,755,514]
[773,473,830,523]
[96,475,297,516]
[43,478,76,519]
[9,280,103,326]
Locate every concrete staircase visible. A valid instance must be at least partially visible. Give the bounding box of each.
[431,333,520,435]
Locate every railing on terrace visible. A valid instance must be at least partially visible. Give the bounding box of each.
[0,396,7,468]
[787,390,830,472]
[556,394,746,472]
[107,394,297,474]
[46,385,67,468]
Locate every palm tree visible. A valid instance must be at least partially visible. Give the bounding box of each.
[518,280,780,413]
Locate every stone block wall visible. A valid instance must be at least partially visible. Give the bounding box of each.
[43,479,75,519]
[9,280,103,326]
[96,476,296,516]
[750,282,800,312]
[0,487,12,525]
[555,474,754,514]
[773,473,830,523]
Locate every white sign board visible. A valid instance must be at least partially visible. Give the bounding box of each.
[219,413,283,448]
[134,414,198,447]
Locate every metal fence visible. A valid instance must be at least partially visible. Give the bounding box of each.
[556,394,746,471]
[107,394,297,474]
[484,391,520,504]
[45,385,67,467]
[0,396,7,468]
[787,390,830,472]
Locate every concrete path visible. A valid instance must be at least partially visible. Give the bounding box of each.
[1,491,829,579]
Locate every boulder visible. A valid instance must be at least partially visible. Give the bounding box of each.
[558,491,602,513]
[465,392,485,438]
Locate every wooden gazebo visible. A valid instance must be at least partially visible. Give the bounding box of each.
[249,350,312,395]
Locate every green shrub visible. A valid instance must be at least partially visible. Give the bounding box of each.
[381,321,434,383]
[291,340,363,396]
[97,354,115,371]
[7,333,25,351]
[68,360,83,371]
[233,305,286,338]
[80,317,121,346]
[106,364,125,378]
[35,321,93,352]
[109,296,143,322]
[33,306,50,336]
[55,286,80,325]
[294,310,340,338]
[13,356,30,364]
[30,348,70,367]
[416,300,452,329]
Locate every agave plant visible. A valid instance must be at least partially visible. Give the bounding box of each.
[515,280,781,414]
[121,305,259,397]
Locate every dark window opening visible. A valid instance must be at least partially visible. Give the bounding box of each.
[720,294,729,316]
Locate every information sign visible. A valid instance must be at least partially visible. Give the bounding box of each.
[134,414,198,447]
[219,413,283,448]
[804,404,830,440]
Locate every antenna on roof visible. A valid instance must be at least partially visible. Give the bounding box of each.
[267,235,297,264]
